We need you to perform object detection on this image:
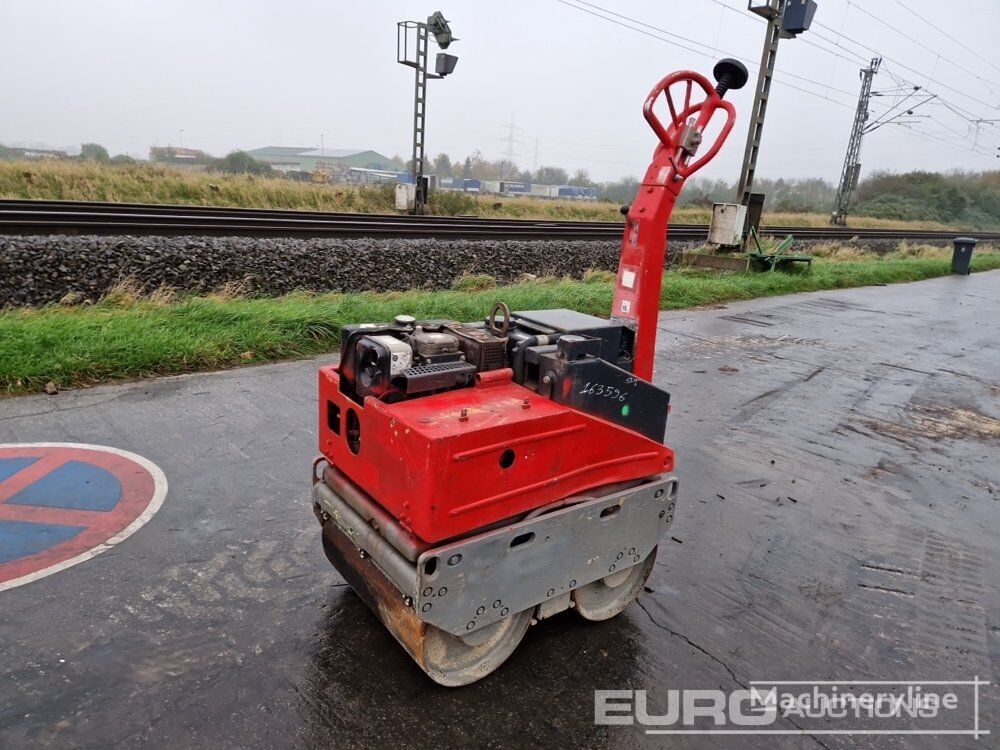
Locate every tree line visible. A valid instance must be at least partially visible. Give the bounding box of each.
[1,143,280,177]
[420,150,999,227]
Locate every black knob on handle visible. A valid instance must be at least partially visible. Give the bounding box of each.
[713,58,749,97]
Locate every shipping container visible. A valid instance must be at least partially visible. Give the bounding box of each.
[528,184,559,198]
[502,181,530,194]
[556,185,598,200]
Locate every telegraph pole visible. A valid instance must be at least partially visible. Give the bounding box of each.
[831,57,880,225]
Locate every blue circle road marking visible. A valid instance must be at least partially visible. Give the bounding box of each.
[0,443,168,592]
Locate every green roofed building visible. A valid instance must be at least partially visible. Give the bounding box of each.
[245,146,395,174]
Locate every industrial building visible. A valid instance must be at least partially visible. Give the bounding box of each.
[0,146,67,160]
[245,147,396,175]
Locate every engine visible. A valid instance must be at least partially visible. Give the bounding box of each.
[339,316,507,402]
[337,307,671,443]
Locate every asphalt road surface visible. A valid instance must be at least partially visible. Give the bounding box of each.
[1,272,998,749]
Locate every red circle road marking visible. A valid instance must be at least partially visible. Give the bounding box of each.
[0,443,168,592]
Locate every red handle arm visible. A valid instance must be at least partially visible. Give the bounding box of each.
[612,70,740,383]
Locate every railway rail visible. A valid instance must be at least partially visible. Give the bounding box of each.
[1,199,996,242]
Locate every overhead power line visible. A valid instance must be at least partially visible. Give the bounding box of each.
[868,61,996,156]
[555,0,858,107]
[707,0,867,67]
[707,0,999,118]
[851,0,1000,104]
[522,134,630,150]
[554,0,997,171]
[889,121,998,159]
[881,60,998,139]
[886,0,1000,77]
[806,29,872,64]
[555,0,729,63]
[808,25,1000,157]
[812,15,998,111]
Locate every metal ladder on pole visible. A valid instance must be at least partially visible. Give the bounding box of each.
[736,0,786,207]
[411,24,429,214]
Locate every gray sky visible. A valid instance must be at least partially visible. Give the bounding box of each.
[2,0,998,183]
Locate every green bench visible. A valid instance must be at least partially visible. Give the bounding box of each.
[746,229,813,273]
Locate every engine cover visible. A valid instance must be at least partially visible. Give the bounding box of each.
[319,366,674,543]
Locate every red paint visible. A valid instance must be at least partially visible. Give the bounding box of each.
[612,70,738,381]
[319,367,673,543]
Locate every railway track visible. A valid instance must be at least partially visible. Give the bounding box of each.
[1,199,995,243]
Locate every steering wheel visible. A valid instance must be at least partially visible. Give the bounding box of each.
[642,59,748,180]
[487,301,510,338]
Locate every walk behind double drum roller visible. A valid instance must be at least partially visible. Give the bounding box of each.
[311,59,749,685]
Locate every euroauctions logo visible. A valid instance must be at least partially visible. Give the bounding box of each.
[595,679,990,737]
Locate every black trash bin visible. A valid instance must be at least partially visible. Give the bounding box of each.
[951,237,976,275]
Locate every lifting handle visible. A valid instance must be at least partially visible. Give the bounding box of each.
[613,60,747,384]
[641,58,748,181]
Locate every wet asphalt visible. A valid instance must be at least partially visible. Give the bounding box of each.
[0,272,998,749]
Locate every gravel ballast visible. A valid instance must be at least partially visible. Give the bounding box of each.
[0,235,659,307]
[0,234,926,307]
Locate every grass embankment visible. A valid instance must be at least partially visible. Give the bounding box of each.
[0,160,962,229]
[2,249,998,395]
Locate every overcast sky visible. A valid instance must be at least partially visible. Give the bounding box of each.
[2,0,998,183]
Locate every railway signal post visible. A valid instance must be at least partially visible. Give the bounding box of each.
[734,0,817,241]
[397,11,458,215]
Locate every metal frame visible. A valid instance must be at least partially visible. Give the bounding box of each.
[831,58,880,225]
[313,470,677,637]
[414,476,677,635]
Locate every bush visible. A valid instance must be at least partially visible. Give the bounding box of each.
[210,151,275,176]
[429,189,478,215]
[853,194,929,222]
[853,170,997,226]
[80,143,110,162]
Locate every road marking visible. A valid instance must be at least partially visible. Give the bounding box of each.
[0,443,167,592]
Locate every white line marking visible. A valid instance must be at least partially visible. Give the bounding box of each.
[645,730,990,735]
[749,680,990,685]
[0,442,168,593]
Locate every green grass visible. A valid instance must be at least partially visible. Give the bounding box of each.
[3,254,999,395]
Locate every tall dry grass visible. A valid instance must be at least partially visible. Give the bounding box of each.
[0,160,973,229]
